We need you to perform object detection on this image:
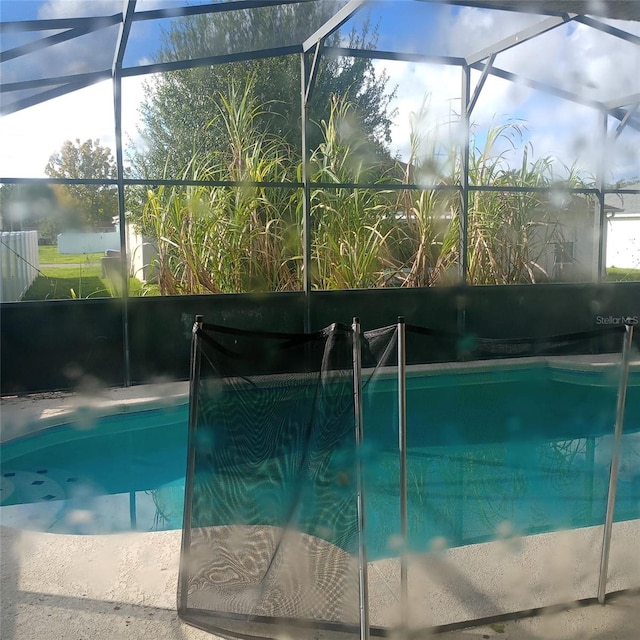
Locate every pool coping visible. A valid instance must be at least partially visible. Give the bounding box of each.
[0,380,190,444]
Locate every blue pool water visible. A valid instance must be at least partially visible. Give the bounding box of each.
[1,364,639,559]
[0,402,189,534]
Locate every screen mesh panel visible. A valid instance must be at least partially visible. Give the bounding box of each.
[361,323,402,560]
[178,317,635,636]
[399,323,630,629]
[178,321,362,636]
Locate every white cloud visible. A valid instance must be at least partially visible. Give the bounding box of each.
[0,78,146,178]
[497,21,639,106]
[377,6,639,180]
[598,16,640,38]
[433,5,640,107]
[376,60,461,162]
[433,5,541,56]
[38,0,123,19]
[38,0,177,18]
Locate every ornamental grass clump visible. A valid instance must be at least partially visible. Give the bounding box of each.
[388,98,460,287]
[142,76,301,294]
[139,82,593,294]
[309,96,396,289]
[465,122,590,285]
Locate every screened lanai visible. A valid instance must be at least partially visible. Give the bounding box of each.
[2,4,640,640]
[1,0,639,391]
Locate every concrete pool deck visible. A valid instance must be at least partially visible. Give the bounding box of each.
[2,522,640,640]
[2,357,639,639]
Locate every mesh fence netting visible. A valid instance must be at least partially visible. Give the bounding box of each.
[178,317,637,637]
[178,321,376,638]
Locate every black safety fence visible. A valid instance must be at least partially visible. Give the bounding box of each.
[178,316,638,638]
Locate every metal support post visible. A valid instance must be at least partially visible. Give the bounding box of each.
[301,53,312,332]
[178,314,204,612]
[597,321,635,604]
[352,317,370,640]
[398,317,409,630]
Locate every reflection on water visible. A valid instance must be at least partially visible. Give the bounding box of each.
[0,480,185,534]
[366,433,640,559]
[1,432,638,553]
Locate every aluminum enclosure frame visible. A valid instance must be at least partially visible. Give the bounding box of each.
[1,0,639,387]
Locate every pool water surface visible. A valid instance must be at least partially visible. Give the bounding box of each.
[1,364,639,560]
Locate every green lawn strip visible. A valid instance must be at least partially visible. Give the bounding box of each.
[24,272,110,300]
[605,267,640,281]
[38,246,104,265]
[24,265,146,300]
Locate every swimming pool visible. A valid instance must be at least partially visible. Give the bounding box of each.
[0,400,189,534]
[2,361,639,560]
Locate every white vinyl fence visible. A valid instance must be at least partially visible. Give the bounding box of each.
[0,230,39,302]
[57,230,120,254]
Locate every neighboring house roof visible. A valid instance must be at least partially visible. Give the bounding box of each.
[605,184,640,218]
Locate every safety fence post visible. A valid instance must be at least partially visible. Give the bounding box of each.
[397,317,409,632]
[597,321,635,603]
[352,317,370,640]
[178,314,204,612]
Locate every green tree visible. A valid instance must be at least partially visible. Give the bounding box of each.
[129,4,396,179]
[45,138,118,230]
[0,183,61,238]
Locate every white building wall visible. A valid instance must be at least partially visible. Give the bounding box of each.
[127,223,158,283]
[606,217,640,270]
[536,205,599,282]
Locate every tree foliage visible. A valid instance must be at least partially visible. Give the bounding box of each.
[0,182,59,232]
[129,3,396,179]
[45,138,118,230]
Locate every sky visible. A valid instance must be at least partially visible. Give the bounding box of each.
[365,3,640,182]
[0,0,639,183]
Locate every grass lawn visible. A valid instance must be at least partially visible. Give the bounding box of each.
[24,267,110,300]
[25,267,149,300]
[25,252,154,300]
[38,245,103,265]
[605,267,640,282]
